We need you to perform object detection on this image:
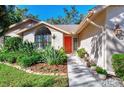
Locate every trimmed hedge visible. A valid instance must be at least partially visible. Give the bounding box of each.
[112,54,124,80]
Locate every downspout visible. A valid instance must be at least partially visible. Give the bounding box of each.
[86,18,106,70]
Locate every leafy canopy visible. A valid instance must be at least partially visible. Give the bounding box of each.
[46,6,84,24]
[0,5,39,36]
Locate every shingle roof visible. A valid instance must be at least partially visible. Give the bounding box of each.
[54,25,79,33]
[16,21,71,35]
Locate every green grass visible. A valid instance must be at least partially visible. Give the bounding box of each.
[0,64,68,87]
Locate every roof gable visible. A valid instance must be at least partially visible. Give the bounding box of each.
[9,18,39,30]
[76,5,109,34]
[16,21,72,35]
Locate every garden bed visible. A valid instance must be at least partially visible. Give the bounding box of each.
[0,64,68,87]
[29,63,67,75]
[0,62,67,76]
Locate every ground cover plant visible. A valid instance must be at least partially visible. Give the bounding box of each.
[0,64,68,87]
[0,37,67,67]
[112,54,124,80]
[0,37,68,87]
[76,48,87,58]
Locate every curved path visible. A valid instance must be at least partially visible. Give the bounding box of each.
[67,55,102,87]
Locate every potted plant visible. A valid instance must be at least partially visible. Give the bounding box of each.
[96,66,107,80]
[90,63,97,71]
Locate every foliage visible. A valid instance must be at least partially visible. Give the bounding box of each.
[17,55,33,67]
[1,37,67,66]
[6,52,17,63]
[0,5,15,35]
[96,66,107,75]
[112,54,124,62]
[112,54,124,80]
[46,6,84,24]
[19,41,36,55]
[0,50,18,63]
[17,53,41,67]
[0,64,68,87]
[91,63,96,67]
[4,36,22,51]
[42,46,67,65]
[0,52,7,62]
[4,36,35,54]
[0,5,39,36]
[77,48,87,58]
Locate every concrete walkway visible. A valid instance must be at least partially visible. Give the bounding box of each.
[67,54,102,87]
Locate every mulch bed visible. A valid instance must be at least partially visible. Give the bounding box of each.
[28,63,67,75]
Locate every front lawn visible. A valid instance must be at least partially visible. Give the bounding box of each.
[0,64,68,87]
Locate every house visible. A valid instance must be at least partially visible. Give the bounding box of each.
[1,5,124,75]
[2,18,79,54]
[76,5,124,75]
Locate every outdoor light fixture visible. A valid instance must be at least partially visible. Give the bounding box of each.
[52,34,56,39]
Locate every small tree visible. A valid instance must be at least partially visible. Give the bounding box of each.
[46,6,84,24]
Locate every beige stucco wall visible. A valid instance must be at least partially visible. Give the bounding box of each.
[49,28,63,49]
[105,6,124,74]
[78,10,106,64]
[22,26,64,49]
[78,6,124,75]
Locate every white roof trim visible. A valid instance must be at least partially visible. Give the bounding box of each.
[9,18,39,29]
[76,5,109,34]
[16,21,71,35]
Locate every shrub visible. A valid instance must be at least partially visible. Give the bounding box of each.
[91,63,96,67]
[42,46,67,65]
[0,47,9,62]
[17,53,42,67]
[112,54,124,62]
[19,41,36,55]
[112,54,124,79]
[4,37,22,52]
[30,53,42,63]
[6,52,17,64]
[96,66,107,75]
[77,48,87,58]
[0,52,17,63]
[0,53,6,62]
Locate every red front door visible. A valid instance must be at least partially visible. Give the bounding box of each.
[64,36,72,53]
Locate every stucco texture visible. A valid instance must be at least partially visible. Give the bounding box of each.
[22,25,64,50]
[78,9,106,65]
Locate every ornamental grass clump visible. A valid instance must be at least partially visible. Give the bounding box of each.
[42,46,67,65]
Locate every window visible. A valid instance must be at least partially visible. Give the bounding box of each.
[35,26,51,48]
[73,38,78,51]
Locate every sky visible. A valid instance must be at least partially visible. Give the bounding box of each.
[18,5,96,21]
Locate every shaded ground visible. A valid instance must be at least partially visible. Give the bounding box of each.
[67,55,101,87]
